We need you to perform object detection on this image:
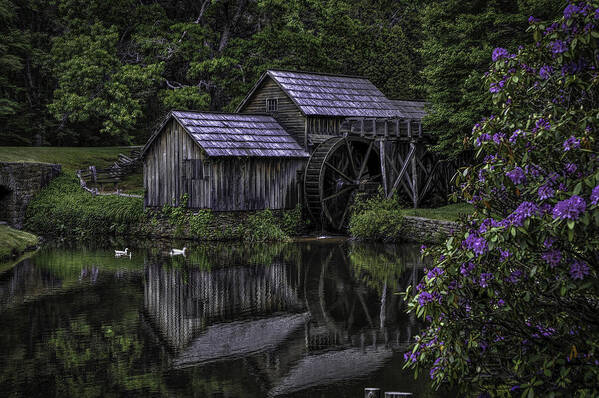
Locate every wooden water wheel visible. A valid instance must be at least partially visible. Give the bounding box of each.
[304,137,382,230]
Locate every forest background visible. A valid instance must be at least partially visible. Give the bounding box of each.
[0,0,562,158]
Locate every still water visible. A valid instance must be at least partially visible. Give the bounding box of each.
[0,239,446,397]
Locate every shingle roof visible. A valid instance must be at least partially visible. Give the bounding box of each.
[173,111,309,157]
[142,111,309,158]
[391,100,427,120]
[239,70,406,118]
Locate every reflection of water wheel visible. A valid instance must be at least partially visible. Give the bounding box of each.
[304,244,376,337]
[304,137,381,230]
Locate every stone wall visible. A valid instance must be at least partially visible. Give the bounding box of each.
[0,162,61,229]
[400,216,460,243]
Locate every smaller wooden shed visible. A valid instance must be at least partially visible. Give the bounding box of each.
[141,111,309,211]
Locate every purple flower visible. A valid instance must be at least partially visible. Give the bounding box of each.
[479,273,494,288]
[569,260,590,280]
[460,262,475,276]
[509,129,524,143]
[564,4,581,19]
[492,132,505,144]
[463,234,488,256]
[550,40,568,54]
[552,195,587,220]
[565,163,577,174]
[506,167,526,184]
[590,185,599,205]
[475,133,492,146]
[492,47,509,62]
[489,83,501,93]
[508,201,540,226]
[544,238,556,248]
[539,65,553,80]
[538,184,555,200]
[528,16,539,23]
[507,269,523,283]
[479,218,499,233]
[499,249,511,261]
[427,267,444,279]
[534,118,551,131]
[563,136,580,151]
[542,250,562,267]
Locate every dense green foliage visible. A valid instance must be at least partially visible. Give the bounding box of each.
[419,0,563,158]
[405,2,599,395]
[0,224,38,261]
[349,194,405,241]
[0,0,424,146]
[242,209,289,242]
[25,173,144,238]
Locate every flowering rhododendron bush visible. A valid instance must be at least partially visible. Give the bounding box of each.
[404,2,599,396]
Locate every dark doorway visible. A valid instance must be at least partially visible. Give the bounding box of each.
[0,185,13,223]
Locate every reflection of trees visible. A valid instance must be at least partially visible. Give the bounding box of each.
[0,276,165,397]
[349,242,423,294]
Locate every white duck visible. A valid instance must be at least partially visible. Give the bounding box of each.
[114,248,129,257]
[170,247,187,256]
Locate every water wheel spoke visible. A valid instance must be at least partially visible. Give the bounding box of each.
[357,140,374,179]
[337,194,353,230]
[322,186,354,202]
[325,161,353,183]
[345,139,358,177]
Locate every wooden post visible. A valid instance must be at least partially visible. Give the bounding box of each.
[379,140,388,196]
[304,118,308,150]
[411,143,418,208]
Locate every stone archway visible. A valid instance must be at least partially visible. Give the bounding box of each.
[0,162,61,228]
[0,185,13,224]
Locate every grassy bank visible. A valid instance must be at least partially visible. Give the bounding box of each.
[0,225,39,261]
[26,174,145,238]
[401,203,474,222]
[349,196,473,241]
[0,146,143,192]
[25,173,299,242]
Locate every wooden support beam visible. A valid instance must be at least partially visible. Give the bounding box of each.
[385,152,412,197]
[379,140,388,196]
[304,118,308,150]
[411,143,418,208]
[395,119,400,137]
[360,118,364,137]
[407,119,412,138]
[388,143,415,197]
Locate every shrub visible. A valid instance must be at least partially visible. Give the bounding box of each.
[404,3,599,396]
[26,173,144,238]
[280,203,305,236]
[242,209,289,242]
[189,210,212,238]
[349,194,404,241]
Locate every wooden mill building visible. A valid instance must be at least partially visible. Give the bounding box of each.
[142,69,439,229]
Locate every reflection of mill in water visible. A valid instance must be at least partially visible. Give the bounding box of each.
[142,242,425,396]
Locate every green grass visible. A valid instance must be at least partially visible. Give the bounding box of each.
[400,203,474,222]
[0,146,140,172]
[25,174,144,238]
[0,146,143,192]
[0,224,39,261]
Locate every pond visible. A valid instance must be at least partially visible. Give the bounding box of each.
[0,239,449,397]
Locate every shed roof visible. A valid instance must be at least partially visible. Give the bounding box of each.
[143,111,309,158]
[390,100,427,120]
[238,70,406,118]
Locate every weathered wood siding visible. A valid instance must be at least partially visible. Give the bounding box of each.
[239,77,306,148]
[144,119,211,208]
[144,118,305,210]
[209,157,304,211]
